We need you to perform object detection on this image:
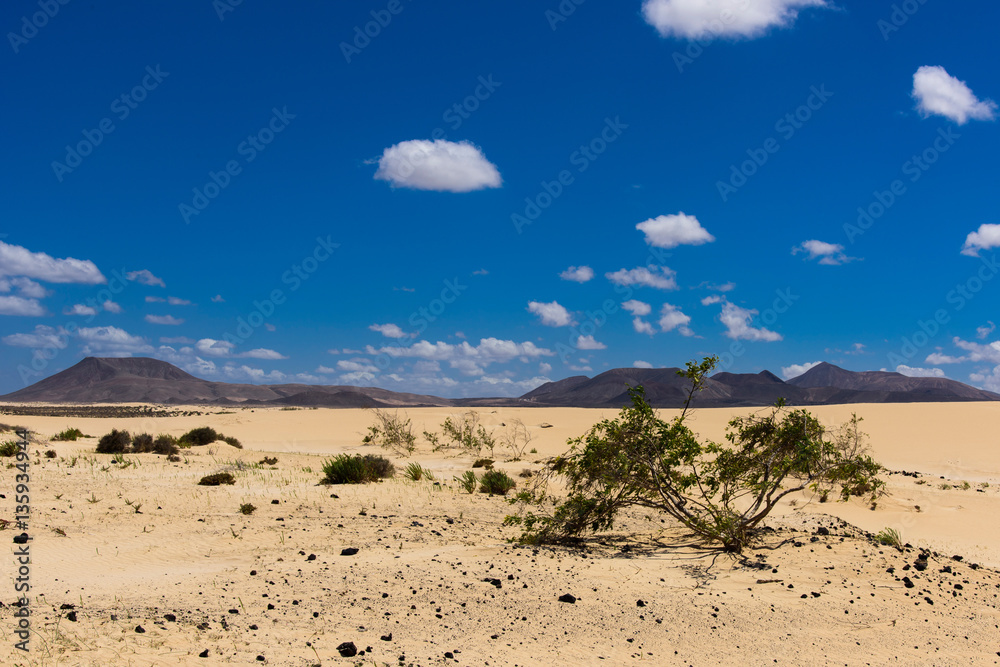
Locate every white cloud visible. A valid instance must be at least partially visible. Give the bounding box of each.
[559,266,595,283]
[241,348,287,360]
[621,300,652,316]
[168,296,192,306]
[194,338,235,357]
[367,337,553,376]
[781,361,821,379]
[925,352,965,364]
[2,325,69,350]
[633,360,654,369]
[126,269,165,287]
[633,317,656,335]
[0,241,105,284]
[539,362,552,374]
[102,300,123,313]
[792,239,856,265]
[895,364,945,378]
[953,337,1000,364]
[642,0,827,40]
[0,296,45,316]
[605,266,677,290]
[658,303,694,336]
[211,294,224,303]
[977,321,996,340]
[568,364,592,372]
[4,278,49,299]
[145,296,165,303]
[373,139,502,192]
[718,300,782,341]
[337,359,379,373]
[636,212,714,249]
[528,301,575,327]
[961,224,1000,257]
[913,66,997,124]
[64,304,97,316]
[701,294,724,306]
[161,336,195,345]
[369,323,408,339]
[78,326,153,357]
[970,366,1000,393]
[576,335,607,350]
[145,314,184,326]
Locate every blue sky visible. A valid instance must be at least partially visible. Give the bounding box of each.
[2,0,999,397]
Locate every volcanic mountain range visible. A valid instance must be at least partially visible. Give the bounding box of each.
[0,357,997,409]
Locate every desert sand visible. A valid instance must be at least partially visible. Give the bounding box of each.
[1,402,999,665]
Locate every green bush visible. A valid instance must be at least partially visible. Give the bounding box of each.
[198,472,235,486]
[0,441,18,457]
[472,458,494,469]
[96,429,132,454]
[479,469,516,496]
[179,427,220,447]
[505,357,886,552]
[239,503,257,515]
[152,435,180,456]
[362,408,416,456]
[442,412,496,457]
[321,454,395,484]
[131,433,154,453]
[222,436,242,449]
[53,427,88,441]
[404,462,429,481]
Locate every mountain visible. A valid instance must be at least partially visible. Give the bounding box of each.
[2,358,997,408]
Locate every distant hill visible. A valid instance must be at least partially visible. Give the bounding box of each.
[2,357,997,408]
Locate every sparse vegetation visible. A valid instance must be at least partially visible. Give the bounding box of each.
[876,527,903,550]
[259,456,278,466]
[500,418,533,461]
[222,436,243,449]
[53,427,88,441]
[939,483,952,490]
[153,435,180,456]
[321,454,395,485]
[472,458,494,469]
[960,480,971,490]
[403,462,434,481]
[239,503,257,515]
[198,472,236,486]
[362,408,416,456]
[480,469,516,496]
[442,411,496,457]
[179,427,221,447]
[455,470,478,494]
[0,440,18,457]
[45,449,57,458]
[505,357,885,553]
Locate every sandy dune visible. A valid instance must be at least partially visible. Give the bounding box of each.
[1,402,999,665]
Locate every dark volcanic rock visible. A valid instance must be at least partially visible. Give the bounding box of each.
[337,641,358,657]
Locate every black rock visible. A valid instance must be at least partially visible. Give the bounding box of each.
[380,633,393,641]
[902,577,914,588]
[66,611,77,622]
[164,613,176,622]
[445,652,454,659]
[913,559,927,572]
[256,656,265,662]
[341,547,359,556]
[337,641,358,657]
[484,578,502,589]
[199,649,209,658]
[307,554,317,561]
[250,624,258,630]
[636,599,646,607]
[13,533,29,544]
[135,625,145,633]
[816,527,830,536]
[60,603,75,610]
[271,499,280,504]
[558,593,576,604]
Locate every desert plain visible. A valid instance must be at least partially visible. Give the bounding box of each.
[1,401,999,666]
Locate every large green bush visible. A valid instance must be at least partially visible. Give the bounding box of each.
[506,357,885,552]
[321,454,395,484]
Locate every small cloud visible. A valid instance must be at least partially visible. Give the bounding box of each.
[633,318,655,335]
[337,359,379,373]
[241,348,288,360]
[103,300,123,314]
[621,300,651,317]
[977,321,996,340]
[718,300,782,342]
[145,314,184,326]
[168,296,192,306]
[0,296,46,316]
[145,296,165,303]
[539,362,552,374]
[472,269,489,276]
[369,323,408,339]
[925,352,965,364]
[605,266,677,290]
[64,303,97,316]
[394,286,416,292]
[913,65,997,124]
[792,239,857,265]
[636,212,714,249]
[961,223,1000,257]
[527,301,575,327]
[701,295,723,306]
[642,0,828,40]
[781,361,821,379]
[658,303,694,336]
[633,360,654,369]
[559,266,594,283]
[211,294,224,303]
[576,335,606,350]
[895,364,945,378]
[264,323,276,332]
[568,364,592,372]
[126,269,165,287]
[848,343,866,354]
[373,139,502,192]
[161,336,195,345]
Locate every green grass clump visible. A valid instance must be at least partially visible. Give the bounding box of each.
[0,441,18,457]
[239,503,257,515]
[455,470,478,494]
[875,527,903,550]
[53,427,88,441]
[479,469,516,496]
[403,462,434,481]
[321,454,395,485]
[472,458,494,469]
[198,472,236,486]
